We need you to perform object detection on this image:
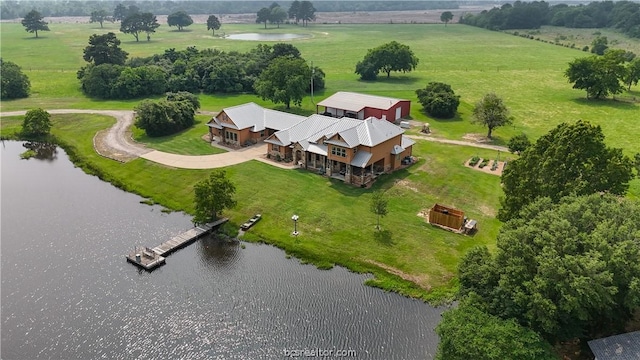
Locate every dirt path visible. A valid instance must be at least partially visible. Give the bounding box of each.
[407,134,509,152]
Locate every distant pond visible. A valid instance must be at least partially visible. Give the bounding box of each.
[226,33,312,41]
[1,141,446,359]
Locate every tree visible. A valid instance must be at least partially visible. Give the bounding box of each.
[565,51,628,99]
[83,33,128,66]
[271,43,301,59]
[435,300,556,360]
[440,11,454,26]
[256,7,270,29]
[89,10,109,28]
[254,57,310,109]
[22,108,51,136]
[21,9,49,38]
[462,194,640,342]
[370,191,388,230]
[288,0,300,24]
[298,1,316,27]
[624,57,640,90]
[591,36,609,55]
[167,11,193,31]
[471,93,512,139]
[1,59,30,100]
[134,92,198,136]
[77,63,123,99]
[113,4,139,22]
[206,15,221,35]
[120,12,159,42]
[507,133,530,155]
[499,120,634,221]
[270,6,288,28]
[193,170,237,225]
[355,41,419,79]
[415,82,460,119]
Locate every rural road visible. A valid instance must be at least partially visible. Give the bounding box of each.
[1,109,507,168]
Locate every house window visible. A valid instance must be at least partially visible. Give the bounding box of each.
[331,146,347,157]
[273,145,281,152]
[260,130,265,137]
[225,131,237,142]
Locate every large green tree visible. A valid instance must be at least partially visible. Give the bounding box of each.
[120,12,159,42]
[193,170,237,225]
[134,92,199,136]
[288,0,301,23]
[89,9,109,28]
[21,9,49,38]
[298,1,316,27]
[83,33,128,66]
[624,57,640,90]
[462,194,640,342]
[435,300,556,360]
[415,82,460,119]
[565,50,628,99]
[355,41,419,79]
[440,11,454,26]
[499,120,634,221]
[256,7,271,29]
[1,59,31,100]
[471,93,512,139]
[590,36,609,55]
[270,6,288,28]
[254,57,310,109]
[22,108,51,136]
[206,15,221,35]
[167,11,193,31]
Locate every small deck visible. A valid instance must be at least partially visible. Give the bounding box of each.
[126,218,228,271]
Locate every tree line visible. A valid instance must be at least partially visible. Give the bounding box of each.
[462,1,640,39]
[1,1,457,20]
[76,35,325,101]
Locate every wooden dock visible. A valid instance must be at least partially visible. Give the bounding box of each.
[126,218,228,271]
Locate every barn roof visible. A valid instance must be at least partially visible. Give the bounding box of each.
[209,102,305,132]
[588,331,640,360]
[317,91,408,112]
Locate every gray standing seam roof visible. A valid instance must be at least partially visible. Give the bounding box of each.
[317,91,408,112]
[217,102,305,132]
[588,331,640,360]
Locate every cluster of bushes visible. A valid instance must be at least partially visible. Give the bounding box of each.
[1,59,30,100]
[77,44,324,100]
[468,156,481,166]
[134,92,200,137]
[462,1,640,39]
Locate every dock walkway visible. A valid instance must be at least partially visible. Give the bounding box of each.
[126,218,228,270]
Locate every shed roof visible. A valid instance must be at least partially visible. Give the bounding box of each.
[317,91,408,112]
[588,331,640,360]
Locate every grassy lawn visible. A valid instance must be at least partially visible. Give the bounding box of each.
[131,115,227,155]
[1,22,639,155]
[1,114,507,302]
[2,21,640,301]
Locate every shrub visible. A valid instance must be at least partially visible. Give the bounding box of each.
[478,159,489,168]
[469,156,481,166]
[415,82,460,119]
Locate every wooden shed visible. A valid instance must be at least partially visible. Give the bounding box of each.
[428,204,465,230]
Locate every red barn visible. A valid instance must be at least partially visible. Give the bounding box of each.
[316,92,411,123]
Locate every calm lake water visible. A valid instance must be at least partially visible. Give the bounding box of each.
[1,141,445,359]
[226,33,312,41]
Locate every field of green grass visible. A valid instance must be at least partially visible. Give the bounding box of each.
[1,114,505,301]
[2,21,639,301]
[1,22,639,154]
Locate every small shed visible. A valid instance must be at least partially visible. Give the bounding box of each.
[428,204,465,230]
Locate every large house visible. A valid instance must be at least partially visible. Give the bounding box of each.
[316,91,411,122]
[206,102,305,146]
[265,115,415,186]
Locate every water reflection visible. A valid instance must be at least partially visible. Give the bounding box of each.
[22,141,58,161]
[197,235,241,269]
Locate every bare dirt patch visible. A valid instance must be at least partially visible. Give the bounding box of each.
[462,133,493,143]
[365,259,432,291]
[395,179,419,193]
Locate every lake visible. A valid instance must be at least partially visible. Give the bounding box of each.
[1,141,445,359]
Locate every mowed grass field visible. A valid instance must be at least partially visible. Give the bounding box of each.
[1,22,639,154]
[1,21,639,299]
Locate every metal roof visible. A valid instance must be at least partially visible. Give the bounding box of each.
[216,102,305,132]
[317,91,408,112]
[588,331,640,360]
[351,150,373,168]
